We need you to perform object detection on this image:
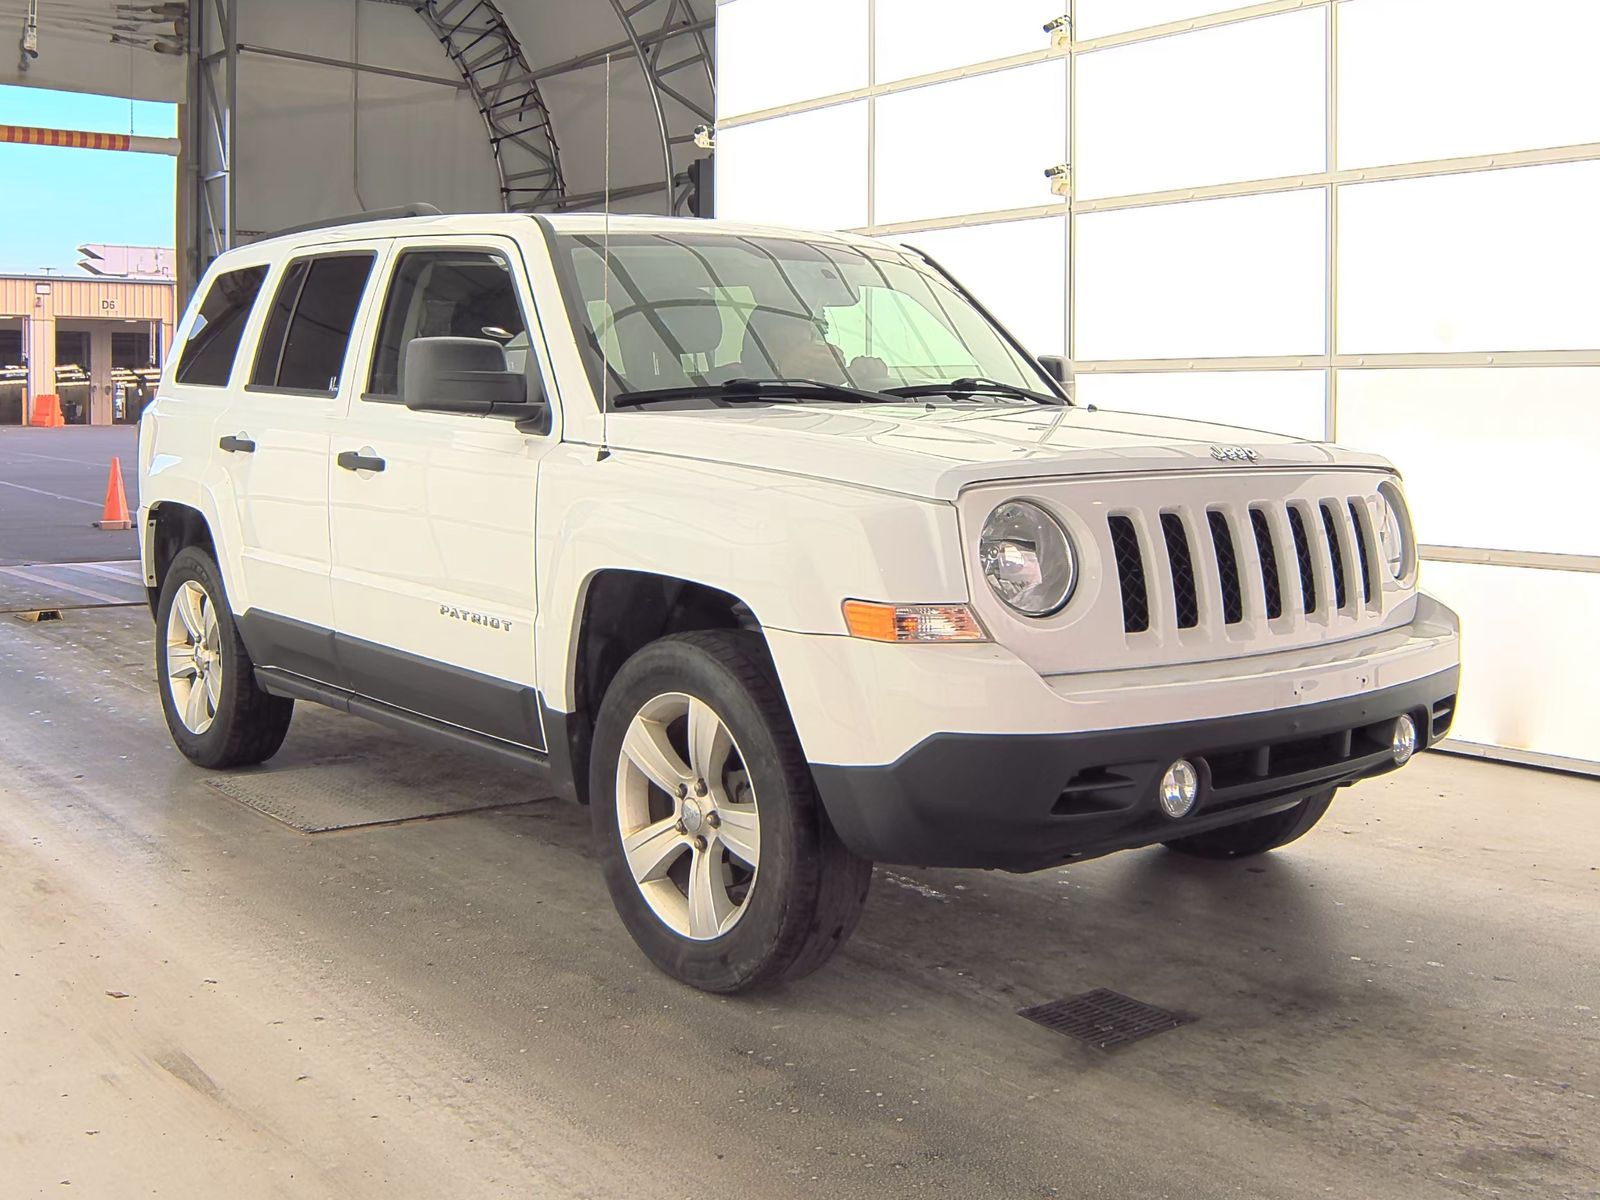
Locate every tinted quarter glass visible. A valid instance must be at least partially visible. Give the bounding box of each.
[175,265,267,386]
[250,258,308,387]
[276,255,375,392]
[367,250,528,399]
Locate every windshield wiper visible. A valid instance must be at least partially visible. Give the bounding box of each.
[611,377,895,409]
[881,377,1067,406]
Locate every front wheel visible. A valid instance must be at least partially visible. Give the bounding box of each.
[1163,788,1336,859]
[590,631,872,993]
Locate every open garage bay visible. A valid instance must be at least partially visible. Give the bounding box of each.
[1,604,1594,1199]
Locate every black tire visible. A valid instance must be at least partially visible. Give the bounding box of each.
[1163,788,1336,859]
[590,630,872,993]
[155,545,294,769]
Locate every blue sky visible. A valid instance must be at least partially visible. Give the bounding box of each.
[0,85,176,275]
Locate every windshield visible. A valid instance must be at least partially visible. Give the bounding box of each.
[550,231,1056,405]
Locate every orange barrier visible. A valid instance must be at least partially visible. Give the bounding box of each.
[30,394,65,427]
[95,457,133,530]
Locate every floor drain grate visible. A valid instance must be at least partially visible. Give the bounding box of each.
[1018,988,1188,1049]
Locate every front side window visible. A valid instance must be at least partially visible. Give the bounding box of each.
[553,232,1048,403]
[366,249,528,400]
[175,265,267,386]
[250,253,375,393]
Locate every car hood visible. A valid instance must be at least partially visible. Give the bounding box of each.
[596,403,1393,501]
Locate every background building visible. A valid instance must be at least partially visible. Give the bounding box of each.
[0,271,175,425]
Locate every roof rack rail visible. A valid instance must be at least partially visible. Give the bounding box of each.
[265,203,445,239]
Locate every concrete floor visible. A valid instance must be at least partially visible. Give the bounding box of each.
[1,603,1595,1199]
[0,426,141,565]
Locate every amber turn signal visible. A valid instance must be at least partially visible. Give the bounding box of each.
[842,600,987,643]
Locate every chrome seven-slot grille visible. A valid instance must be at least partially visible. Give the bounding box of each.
[1108,494,1381,636]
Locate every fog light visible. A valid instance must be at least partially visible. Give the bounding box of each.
[1391,714,1418,765]
[1158,759,1200,818]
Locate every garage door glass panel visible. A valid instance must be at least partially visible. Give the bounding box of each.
[366,251,528,400]
[1076,0,1241,40]
[175,265,267,386]
[874,0,1060,83]
[1075,371,1326,440]
[1338,162,1600,354]
[1335,368,1599,556]
[1076,9,1324,199]
[1422,561,1600,765]
[901,217,1066,356]
[1076,189,1325,360]
[1340,0,1600,169]
[717,103,868,230]
[717,0,868,117]
[873,61,1066,226]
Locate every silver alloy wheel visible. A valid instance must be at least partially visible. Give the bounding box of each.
[615,691,761,941]
[166,579,222,735]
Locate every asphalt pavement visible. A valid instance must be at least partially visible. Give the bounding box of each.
[0,425,141,566]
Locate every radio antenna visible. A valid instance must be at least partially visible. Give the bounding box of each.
[598,51,613,462]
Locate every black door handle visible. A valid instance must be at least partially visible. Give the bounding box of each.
[336,450,386,473]
[218,434,255,454]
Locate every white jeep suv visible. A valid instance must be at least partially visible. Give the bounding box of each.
[139,211,1461,992]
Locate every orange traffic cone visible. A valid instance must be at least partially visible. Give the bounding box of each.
[95,457,133,530]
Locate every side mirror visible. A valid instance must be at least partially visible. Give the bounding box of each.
[1037,353,1067,383]
[403,336,545,423]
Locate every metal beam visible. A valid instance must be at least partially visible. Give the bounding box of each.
[1073,350,1600,373]
[1419,546,1600,575]
[858,140,1600,237]
[529,16,713,82]
[604,0,714,214]
[550,180,670,209]
[235,43,467,90]
[411,0,566,212]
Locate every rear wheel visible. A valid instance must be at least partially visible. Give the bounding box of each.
[156,546,294,769]
[590,631,872,992]
[1164,788,1336,859]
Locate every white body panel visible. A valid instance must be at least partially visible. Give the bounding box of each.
[139,213,1459,782]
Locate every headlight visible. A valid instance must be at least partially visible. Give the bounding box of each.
[979,500,1076,616]
[1375,482,1414,579]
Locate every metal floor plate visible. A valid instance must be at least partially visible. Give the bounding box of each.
[206,757,542,833]
[1018,988,1189,1049]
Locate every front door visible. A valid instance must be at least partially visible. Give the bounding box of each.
[327,236,552,751]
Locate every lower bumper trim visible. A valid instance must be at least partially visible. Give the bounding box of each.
[810,667,1459,872]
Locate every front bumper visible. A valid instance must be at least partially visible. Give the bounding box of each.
[811,666,1459,871]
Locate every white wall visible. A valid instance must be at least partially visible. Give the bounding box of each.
[715,0,1600,771]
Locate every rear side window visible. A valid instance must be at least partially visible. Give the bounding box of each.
[175,265,267,386]
[250,254,375,393]
[366,250,528,399]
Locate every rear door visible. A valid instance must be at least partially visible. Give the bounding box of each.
[327,235,553,750]
[216,242,385,680]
